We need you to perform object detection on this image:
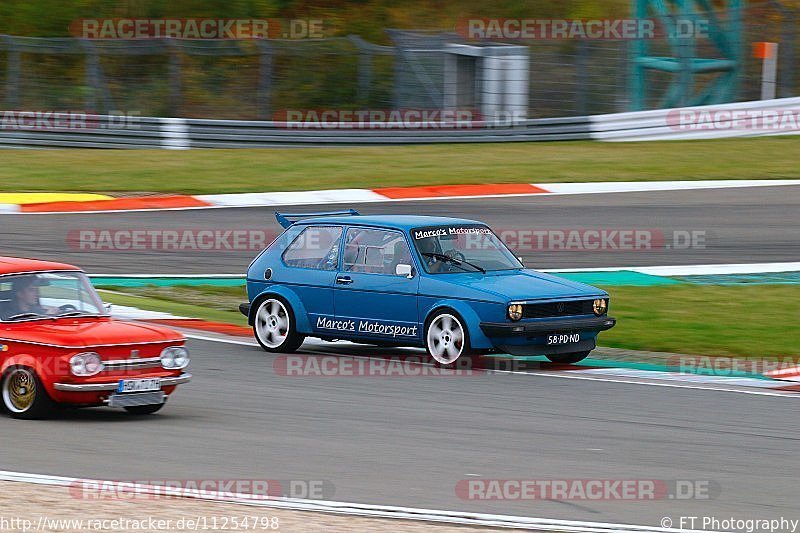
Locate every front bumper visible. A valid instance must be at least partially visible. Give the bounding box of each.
[480,316,616,356]
[53,372,192,392]
[239,302,251,320]
[480,316,616,337]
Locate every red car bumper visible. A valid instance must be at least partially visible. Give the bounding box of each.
[49,372,191,406]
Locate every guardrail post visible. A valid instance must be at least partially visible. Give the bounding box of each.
[160,117,190,150]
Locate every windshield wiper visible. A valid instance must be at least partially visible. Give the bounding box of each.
[55,311,98,318]
[422,252,486,274]
[5,312,44,321]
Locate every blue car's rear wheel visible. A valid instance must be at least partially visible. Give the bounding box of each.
[254,296,305,353]
[425,311,472,367]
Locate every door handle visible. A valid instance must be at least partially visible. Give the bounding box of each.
[336,275,353,285]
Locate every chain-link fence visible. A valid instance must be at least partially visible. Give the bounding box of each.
[0,1,796,119]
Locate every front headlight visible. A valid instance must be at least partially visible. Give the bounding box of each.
[161,346,190,370]
[507,303,523,321]
[593,298,608,316]
[70,352,104,376]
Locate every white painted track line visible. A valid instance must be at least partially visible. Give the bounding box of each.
[0,470,721,532]
[184,334,800,399]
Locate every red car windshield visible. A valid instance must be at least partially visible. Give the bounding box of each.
[0,271,106,322]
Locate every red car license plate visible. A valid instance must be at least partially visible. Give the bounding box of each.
[117,378,161,393]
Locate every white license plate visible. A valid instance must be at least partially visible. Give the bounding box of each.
[547,333,580,345]
[117,378,161,393]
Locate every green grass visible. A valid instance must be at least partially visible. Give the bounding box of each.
[98,283,800,357]
[2,137,799,194]
[600,284,800,357]
[98,286,247,326]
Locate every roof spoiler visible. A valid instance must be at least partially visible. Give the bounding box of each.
[275,209,360,229]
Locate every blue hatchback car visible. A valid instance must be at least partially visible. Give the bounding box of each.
[240,210,616,366]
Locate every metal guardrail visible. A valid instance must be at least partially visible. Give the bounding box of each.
[0,115,593,149]
[590,96,800,141]
[0,98,797,148]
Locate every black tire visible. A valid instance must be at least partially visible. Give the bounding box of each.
[252,295,305,353]
[424,309,476,368]
[124,403,165,415]
[546,351,591,364]
[1,367,56,420]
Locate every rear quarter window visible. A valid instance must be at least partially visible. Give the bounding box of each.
[281,226,343,271]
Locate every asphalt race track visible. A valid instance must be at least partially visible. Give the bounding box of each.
[0,337,798,527]
[1,185,798,274]
[2,184,799,529]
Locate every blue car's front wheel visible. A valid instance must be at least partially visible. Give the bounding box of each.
[254,297,305,353]
[425,311,472,367]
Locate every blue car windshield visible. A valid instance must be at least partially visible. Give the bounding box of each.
[411,225,523,274]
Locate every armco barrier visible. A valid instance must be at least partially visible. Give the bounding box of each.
[0,98,798,148]
[0,115,592,149]
[589,97,800,142]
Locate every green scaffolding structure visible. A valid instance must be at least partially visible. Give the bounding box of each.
[630,0,743,110]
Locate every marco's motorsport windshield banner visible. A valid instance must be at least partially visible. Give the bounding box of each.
[412,225,492,240]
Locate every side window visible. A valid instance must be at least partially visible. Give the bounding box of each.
[343,228,412,276]
[282,226,342,271]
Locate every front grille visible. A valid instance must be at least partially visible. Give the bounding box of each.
[103,357,161,371]
[522,300,594,319]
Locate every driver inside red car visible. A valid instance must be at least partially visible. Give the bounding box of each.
[7,276,52,318]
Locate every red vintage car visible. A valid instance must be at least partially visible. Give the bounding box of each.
[0,256,191,419]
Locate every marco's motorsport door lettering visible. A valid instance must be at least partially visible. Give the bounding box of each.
[331,227,419,339]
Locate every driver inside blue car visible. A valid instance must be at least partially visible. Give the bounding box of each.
[416,237,445,273]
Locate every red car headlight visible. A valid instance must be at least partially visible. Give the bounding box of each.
[161,346,190,370]
[70,352,104,377]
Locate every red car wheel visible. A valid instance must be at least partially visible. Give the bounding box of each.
[2,367,55,420]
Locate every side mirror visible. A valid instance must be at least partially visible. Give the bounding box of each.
[395,264,414,278]
[104,302,113,314]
